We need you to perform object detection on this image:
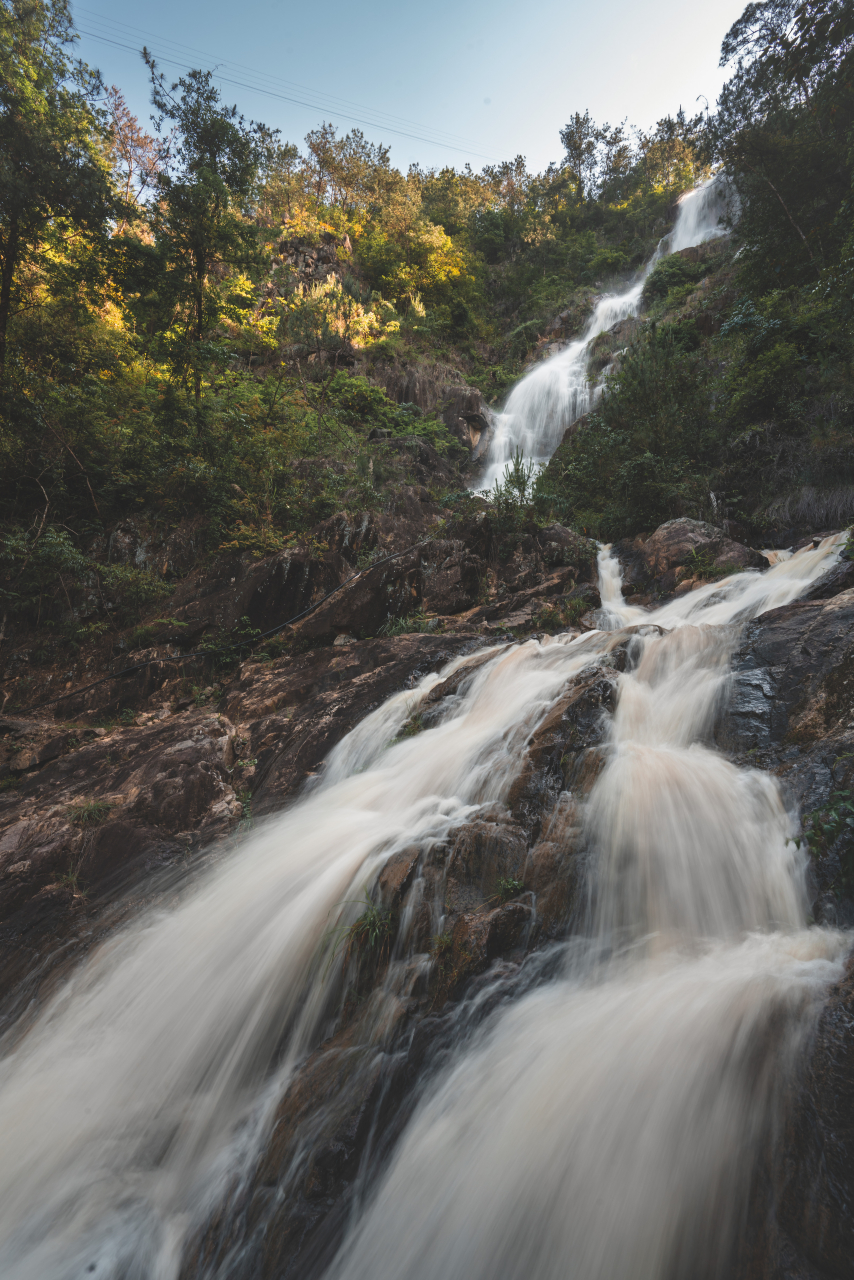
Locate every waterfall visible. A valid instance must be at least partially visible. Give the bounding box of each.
[479,176,731,490]
[0,536,847,1279]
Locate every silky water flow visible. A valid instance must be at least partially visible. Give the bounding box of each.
[0,538,848,1280]
[479,176,732,489]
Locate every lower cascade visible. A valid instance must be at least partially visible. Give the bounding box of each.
[0,537,849,1280]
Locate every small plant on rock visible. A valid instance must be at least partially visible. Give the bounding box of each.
[56,868,87,897]
[430,930,453,955]
[330,888,397,972]
[801,789,854,892]
[396,711,424,740]
[496,876,525,903]
[685,549,737,582]
[378,610,437,636]
[68,800,112,826]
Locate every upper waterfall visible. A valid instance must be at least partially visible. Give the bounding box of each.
[478,176,731,490]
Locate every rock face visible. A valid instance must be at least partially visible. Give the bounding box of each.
[711,577,854,1278]
[26,499,596,729]
[0,635,480,1018]
[180,654,618,1280]
[717,588,854,926]
[616,517,766,600]
[275,233,351,289]
[364,359,495,455]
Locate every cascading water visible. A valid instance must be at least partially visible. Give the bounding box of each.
[0,535,847,1280]
[479,176,731,489]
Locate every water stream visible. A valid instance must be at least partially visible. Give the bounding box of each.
[480,176,731,489]
[0,533,847,1279]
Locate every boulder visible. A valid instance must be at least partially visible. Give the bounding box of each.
[363,361,494,456]
[639,517,765,577]
[801,556,854,601]
[612,518,765,599]
[287,548,422,642]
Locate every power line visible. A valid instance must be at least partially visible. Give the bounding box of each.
[74,14,503,162]
[75,5,493,155]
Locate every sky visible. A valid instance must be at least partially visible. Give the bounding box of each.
[72,0,749,174]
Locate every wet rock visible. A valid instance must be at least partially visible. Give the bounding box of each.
[507,666,614,837]
[0,637,480,1014]
[719,592,854,760]
[420,649,501,719]
[718,589,854,923]
[524,836,582,936]
[738,955,854,1280]
[377,846,420,904]
[638,517,765,578]
[183,1031,388,1280]
[801,557,854,602]
[444,819,528,912]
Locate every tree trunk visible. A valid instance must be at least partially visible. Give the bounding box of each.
[0,215,20,369]
[194,263,204,405]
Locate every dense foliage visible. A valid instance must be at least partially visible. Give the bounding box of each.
[542,0,854,540]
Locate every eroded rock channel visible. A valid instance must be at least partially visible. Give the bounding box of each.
[0,519,851,1280]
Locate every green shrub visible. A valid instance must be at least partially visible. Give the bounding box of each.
[68,799,112,826]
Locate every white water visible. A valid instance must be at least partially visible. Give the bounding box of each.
[0,535,847,1280]
[480,176,730,489]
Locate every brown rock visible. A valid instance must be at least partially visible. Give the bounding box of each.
[639,517,765,578]
[377,847,420,904]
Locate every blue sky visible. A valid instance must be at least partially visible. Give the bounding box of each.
[73,0,749,173]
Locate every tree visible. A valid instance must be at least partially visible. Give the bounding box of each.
[258,140,302,226]
[711,0,854,285]
[144,57,274,399]
[637,111,704,194]
[105,84,163,235]
[560,110,599,200]
[0,0,114,366]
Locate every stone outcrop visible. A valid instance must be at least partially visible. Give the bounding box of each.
[717,587,854,926]
[364,359,495,455]
[527,288,600,364]
[274,232,351,289]
[615,516,766,601]
[180,650,618,1280]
